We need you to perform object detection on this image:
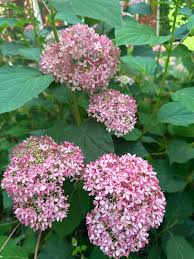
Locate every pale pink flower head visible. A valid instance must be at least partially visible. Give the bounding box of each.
[40,24,120,93]
[1,136,84,231]
[88,89,137,136]
[84,153,166,258]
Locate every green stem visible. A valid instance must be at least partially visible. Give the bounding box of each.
[155,45,162,74]
[69,91,82,127]
[162,0,180,83]
[50,8,59,43]
[34,232,42,259]
[0,220,19,227]
[27,0,41,48]
[0,223,20,254]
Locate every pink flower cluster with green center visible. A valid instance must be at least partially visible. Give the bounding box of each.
[88,89,137,136]
[83,153,166,258]
[40,24,120,93]
[1,136,84,231]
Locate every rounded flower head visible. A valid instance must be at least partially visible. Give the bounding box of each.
[40,24,120,93]
[1,136,84,231]
[84,153,166,258]
[88,89,137,136]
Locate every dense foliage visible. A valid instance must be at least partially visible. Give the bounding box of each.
[0,0,194,259]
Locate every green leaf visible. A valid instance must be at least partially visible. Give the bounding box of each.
[48,0,81,27]
[158,102,194,126]
[0,66,53,114]
[0,236,28,259]
[22,229,36,254]
[123,128,142,141]
[115,139,148,157]
[140,112,165,136]
[2,247,28,259]
[39,235,73,259]
[168,140,194,164]
[0,17,17,27]
[56,12,83,24]
[171,44,192,58]
[73,0,122,27]
[141,136,157,144]
[0,42,26,56]
[2,191,13,209]
[168,124,194,137]
[53,189,88,238]
[128,3,152,15]
[171,221,194,237]
[0,139,12,151]
[166,236,194,259]
[47,120,114,163]
[76,188,91,216]
[18,48,41,62]
[148,245,162,259]
[179,7,193,17]
[121,56,157,75]
[133,45,157,58]
[175,24,189,40]
[48,0,121,28]
[152,160,186,193]
[187,14,194,31]
[4,124,29,137]
[48,85,69,103]
[165,192,194,223]
[89,247,108,259]
[171,87,194,112]
[115,21,171,46]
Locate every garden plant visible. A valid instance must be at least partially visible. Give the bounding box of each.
[0,0,194,259]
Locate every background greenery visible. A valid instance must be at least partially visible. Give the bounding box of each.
[0,0,194,258]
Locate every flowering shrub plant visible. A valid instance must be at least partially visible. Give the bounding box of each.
[0,0,194,259]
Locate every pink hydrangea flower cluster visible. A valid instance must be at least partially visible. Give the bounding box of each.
[39,24,120,93]
[1,136,84,231]
[88,89,137,136]
[84,153,166,258]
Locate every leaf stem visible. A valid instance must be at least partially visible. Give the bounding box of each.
[27,0,41,48]
[41,0,51,15]
[69,91,82,127]
[0,223,20,254]
[50,8,59,43]
[172,31,190,51]
[34,231,42,259]
[162,0,181,83]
